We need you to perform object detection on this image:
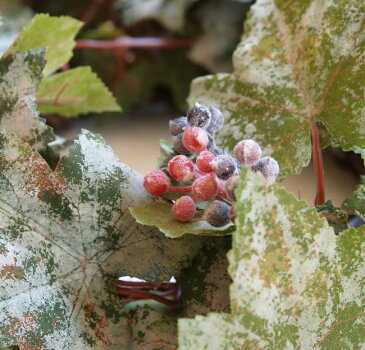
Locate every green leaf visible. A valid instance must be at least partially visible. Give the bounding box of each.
[0,130,203,349]
[0,50,54,151]
[118,0,198,32]
[180,236,231,317]
[179,167,365,349]
[4,14,82,75]
[189,0,365,178]
[130,202,235,238]
[126,306,177,349]
[157,139,176,169]
[37,66,121,117]
[343,176,365,220]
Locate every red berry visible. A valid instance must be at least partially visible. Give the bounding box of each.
[196,151,216,173]
[182,126,209,153]
[171,196,196,222]
[216,179,227,199]
[192,173,218,201]
[168,155,195,182]
[143,170,170,195]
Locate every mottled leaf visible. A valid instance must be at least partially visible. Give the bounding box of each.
[126,306,177,349]
[0,130,202,350]
[179,167,365,349]
[0,50,54,151]
[118,0,197,32]
[189,0,365,177]
[180,236,231,317]
[130,202,235,238]
[4,14,82,75]
[37,67,121,117]
[316,200,348,234]
[343,176,365,220]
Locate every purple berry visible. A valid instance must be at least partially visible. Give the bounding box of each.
[211,154,238,180]
[206,106,224,134]
[204,200,231,227]
[169,116,188,136]
[187,103,211,129]
[172,132,192,156]
[251,156,280,179]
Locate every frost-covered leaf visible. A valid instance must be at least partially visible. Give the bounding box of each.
[130,202,235,238]
[0,130,203,350]
[118,0,197,32]
[189,0,365,177]
[0,0,33,56]
[126,306,177,349]
[179,167,365,349]
[180,236,231,317]
[37,67,121,117]
[316,200,348,234]
[343,176,365,220]
[0,50,54,151]
[4,14,82,75]
[188,0,251,73]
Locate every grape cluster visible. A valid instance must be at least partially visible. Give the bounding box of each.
[144,103,279,226]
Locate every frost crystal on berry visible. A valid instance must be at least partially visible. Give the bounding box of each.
[171,196,196,222]
[206,106,224,134]
[192,173,218,201]
[251,156,280,179]
[182,126,209,153]
[196,151,216,173]
[211,154,238,180]
[168,155,195,182]
[187,102,211,129]
[143,170,170,195]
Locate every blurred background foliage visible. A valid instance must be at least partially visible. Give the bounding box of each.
[1,0,252,126]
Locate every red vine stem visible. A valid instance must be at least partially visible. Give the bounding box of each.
[310,122,325,205]
[75,37,194,51]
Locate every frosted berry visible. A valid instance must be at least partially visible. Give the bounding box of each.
[168,155,195,182]
[187,103,211,129]
[172,132,191,156]
[234,139,262,166]
[211,154,238,180]
[169,116,188,136]
[206,106,224,134]
[182,126,209,153]
[251,156,280,179]
[192,174,218,201]
[216,179,227,199]
[225,175,239,201]
[143,170,170,195]
[171,196,196,222]
[196,151,216,173]
[212,145,225,156]
[204,200,231,227]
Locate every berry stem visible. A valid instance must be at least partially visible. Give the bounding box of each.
[75,37,193,50]
[168,185,192,193]
[310,122,325,205]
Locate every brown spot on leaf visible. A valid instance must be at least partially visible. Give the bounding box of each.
[0,265,24,280]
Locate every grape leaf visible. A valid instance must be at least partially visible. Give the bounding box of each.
[4,14,82,75]
[180,236,231,317]
[130,202,235,238]
[37,67,121,117]
[343,176,365,220]
[189,0,365,178]
[0,50,54,151]
[117,0,197,32]
[126,306,177,349]
[179,167,365,349]
[0,130,203,350]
